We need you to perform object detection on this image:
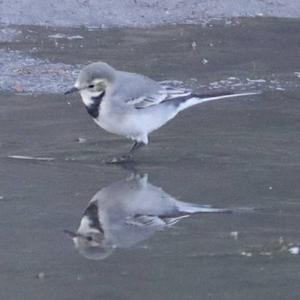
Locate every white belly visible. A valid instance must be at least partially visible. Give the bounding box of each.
[94,101,177,144]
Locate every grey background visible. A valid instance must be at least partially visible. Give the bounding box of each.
[1,0,300,299]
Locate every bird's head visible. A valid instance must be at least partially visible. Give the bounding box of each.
[64,201,115,260]
[65,62,116,98]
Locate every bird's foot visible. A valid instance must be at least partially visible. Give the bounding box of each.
[104,154,133,164]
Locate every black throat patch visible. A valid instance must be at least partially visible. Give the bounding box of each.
[85,91,105,118]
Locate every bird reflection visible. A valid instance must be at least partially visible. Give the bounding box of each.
[65,174,232,260]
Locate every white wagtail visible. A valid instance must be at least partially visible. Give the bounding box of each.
[64,174,231,260]
[65,62,258,163]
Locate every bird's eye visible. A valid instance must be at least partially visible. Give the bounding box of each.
[86,236,93,241]
[88,84,95,89]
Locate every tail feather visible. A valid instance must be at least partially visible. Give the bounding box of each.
[177,203,256,215]
[178,204,232,214]
[176,91,260,112]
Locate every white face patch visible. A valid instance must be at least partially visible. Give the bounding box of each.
[74,80,80,89]
[79,89,95,106]
[78,216,100,234]
[79,89,105,108]
[77,78,108,107]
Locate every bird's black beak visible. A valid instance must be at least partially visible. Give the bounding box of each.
[64,229,82,238]
[64,87,79,95]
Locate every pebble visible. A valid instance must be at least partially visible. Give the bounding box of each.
[37,272,45,279]
[288,246,300,255]
[77,137,87,143]
[201,58,209,65]
[241,251,252,257]
[230,231,239,240]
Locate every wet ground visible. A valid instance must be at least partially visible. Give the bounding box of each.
[1,18,300,300]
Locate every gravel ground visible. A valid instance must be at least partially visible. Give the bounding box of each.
[0,0,300,27]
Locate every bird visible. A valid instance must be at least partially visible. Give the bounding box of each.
[65,62,259,163]
[64,173,233,260]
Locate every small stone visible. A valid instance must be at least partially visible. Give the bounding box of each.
[241,251,252,257]
[37,272,45,279]
[15,83,24,93]
[16,68,32,75]
[77,137,87,143]
[67,35,83,40]
[201,58,209,65]
[288,246,300,255]
[191,41,197,50]
[230,231,239,240]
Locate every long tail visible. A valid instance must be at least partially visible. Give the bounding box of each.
[177,202,255,215]
[177,91,260,112]
[176,202,233,214]
[160,204,255,226]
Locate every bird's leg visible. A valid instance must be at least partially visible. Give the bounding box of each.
[129,141,145,154]
[104,141,146,164]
